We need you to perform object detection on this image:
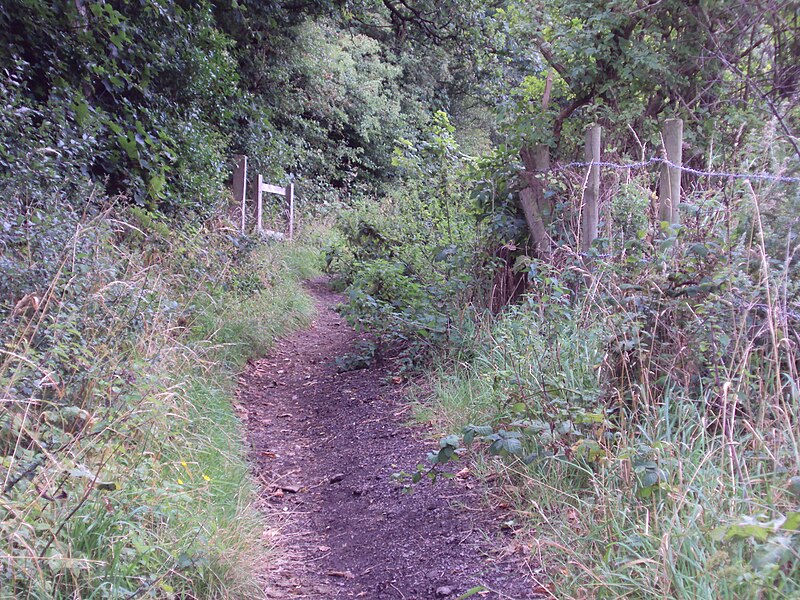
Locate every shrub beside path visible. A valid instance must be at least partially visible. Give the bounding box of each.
[238,278,542,599]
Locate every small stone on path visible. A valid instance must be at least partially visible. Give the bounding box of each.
[436,585,453,596]
[327,570,355,579]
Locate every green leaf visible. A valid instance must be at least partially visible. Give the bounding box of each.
[456,586,487,599]
[488,439,504,455]
[176,552,195,569]
[505,438,523,455]
[464,424,493,436]
[148,174,166,199]
[440,435,460,449]
[710,526,728,542]
[725,522,772,542]
[72,98,90,125]
[751,535,794,571]
[463,424,493,446]
[639,470,660,488]
[659,237,676,252]
[118,133,138,160]
[781,512,800,532]
[107,121,123,135]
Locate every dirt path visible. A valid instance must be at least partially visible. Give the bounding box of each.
[238,278,540,599]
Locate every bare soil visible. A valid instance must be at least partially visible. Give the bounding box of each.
[238,278,541,599]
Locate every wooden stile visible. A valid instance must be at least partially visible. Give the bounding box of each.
[229,155,297,240]
[255,173,263,233]
[233,155,248,234]
[286,183,295,241]
[261,183,286,196]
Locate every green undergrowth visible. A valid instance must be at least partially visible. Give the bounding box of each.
[325,111,489,371]
[317,126,800,597]
[419,309,800,598]
[412,187,800,598]
[0,197,322,599]
[327,113,800,597]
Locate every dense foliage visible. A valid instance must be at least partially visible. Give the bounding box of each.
[0,200,322,597]
[2,0,800,597]
[321,2,800,599]
[0,0,491,217]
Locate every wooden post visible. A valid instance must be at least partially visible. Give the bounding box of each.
[232,155,248,233]
[581,125,602,252]
[255,173,263,234]
[286,183,295,241]
[519,143,552,257]
[659,118,683,225]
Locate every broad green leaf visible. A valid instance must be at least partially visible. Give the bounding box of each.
[725,523,772,543]
[505,438,523,455]
[781,512,800,532]
[751,535,794,571]
[440,434,460,449]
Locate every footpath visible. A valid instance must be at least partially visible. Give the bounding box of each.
[238,278,539,599]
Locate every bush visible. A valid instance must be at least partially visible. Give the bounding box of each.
[0,194,319,598]
[326,111,483,369]
[418,165,800,597]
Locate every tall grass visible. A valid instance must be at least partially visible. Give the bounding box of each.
[418,179,800,598]
[0,199,321,598]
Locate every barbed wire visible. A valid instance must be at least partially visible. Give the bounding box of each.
[551,156,800,183]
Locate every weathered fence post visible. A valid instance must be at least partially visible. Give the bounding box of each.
[520,143,552,257]
[255,173,263,234]
[581,125,602,252]
[659,118,683,225]
[232,155,248,234]
[286,183,295,241]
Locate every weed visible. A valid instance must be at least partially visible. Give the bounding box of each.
[413,173,800,598]
[0,197,321,598]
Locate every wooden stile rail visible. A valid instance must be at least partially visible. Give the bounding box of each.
[232,155,248,233]
[231,155,295,240]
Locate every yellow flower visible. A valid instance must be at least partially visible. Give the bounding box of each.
[177,479,184,485]
[202,474,211,482]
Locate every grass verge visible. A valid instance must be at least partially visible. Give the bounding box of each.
[0,200,323,598]
[414,209,800,599]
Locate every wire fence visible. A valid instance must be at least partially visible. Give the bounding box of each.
[518,120,798,253]
[553,156,800,183]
